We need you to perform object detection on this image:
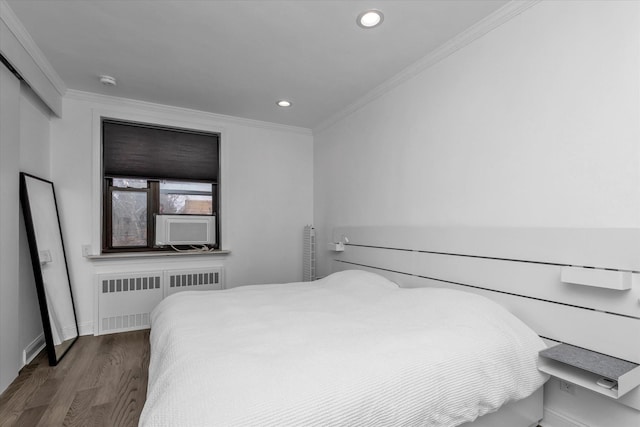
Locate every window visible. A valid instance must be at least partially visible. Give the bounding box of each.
[102,119,220,252]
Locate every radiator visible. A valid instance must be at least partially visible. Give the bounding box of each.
[95,266,224,335]
[303,225,316,281]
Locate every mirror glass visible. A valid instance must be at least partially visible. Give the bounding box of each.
[20,173,78,365]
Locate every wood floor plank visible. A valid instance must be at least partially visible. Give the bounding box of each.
[23,377,63,409]
[35,337,106,426]
[87,337,119,405]
[105,369,144,427]
[13,405,48,427]
[86,402,111,427]
[0,354,52,425]
[0,330,150,427]
[0,410,21,427]
[0,358,39,408]
[61,387,99,427]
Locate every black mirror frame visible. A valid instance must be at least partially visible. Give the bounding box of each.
[19,172,79,366]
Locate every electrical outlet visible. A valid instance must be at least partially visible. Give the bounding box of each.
[559,380,576,395]
[82,244,92,257]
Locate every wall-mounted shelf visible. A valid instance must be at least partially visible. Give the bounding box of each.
[560,266,635,291]
[539,344,640,399]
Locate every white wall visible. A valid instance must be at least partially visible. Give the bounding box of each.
[314,1,639,426]
[49,92,313,334]
[0,70,50,396]
[18,84,51,363]
[0,60,21,394]
[1,0,62,394]
[315,0,640,269]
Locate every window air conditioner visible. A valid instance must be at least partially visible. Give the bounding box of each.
[155,215,216,246]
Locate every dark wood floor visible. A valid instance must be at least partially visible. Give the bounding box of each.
[0,330,149,427]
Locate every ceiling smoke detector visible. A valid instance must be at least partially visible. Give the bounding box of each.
[99,75,117,86]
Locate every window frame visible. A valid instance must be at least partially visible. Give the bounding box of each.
[100,118,220,254]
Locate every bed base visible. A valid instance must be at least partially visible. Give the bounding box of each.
[463,387,543,427]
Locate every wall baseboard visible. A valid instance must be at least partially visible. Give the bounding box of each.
[21,322,93,369]
[541,408,590,427]
[22,333,45,366]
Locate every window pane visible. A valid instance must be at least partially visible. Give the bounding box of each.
[160,195,213,215]
[160,181,211,193]
[112,190,147,246]
[112,178,147,189]
[160,181,213,215]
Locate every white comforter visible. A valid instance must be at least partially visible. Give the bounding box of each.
[140,270,547,427]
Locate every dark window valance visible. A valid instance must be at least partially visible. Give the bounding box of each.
[102,119,219,182]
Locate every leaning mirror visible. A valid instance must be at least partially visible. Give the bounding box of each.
[20,172,79,365]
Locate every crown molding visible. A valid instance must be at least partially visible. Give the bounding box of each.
[0,0,66,96]
[312,0,541,133]
[65,89,313,136]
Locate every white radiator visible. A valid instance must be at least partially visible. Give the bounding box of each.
[95,266,224,335]
[303,225,316,281]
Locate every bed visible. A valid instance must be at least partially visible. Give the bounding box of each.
[139,269,548,427]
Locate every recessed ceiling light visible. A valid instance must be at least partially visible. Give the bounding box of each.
[357,9,384,29]
[276,100,292,107]
[99,75,117,86]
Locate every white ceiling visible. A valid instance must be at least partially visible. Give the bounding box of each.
[7,0,509,129]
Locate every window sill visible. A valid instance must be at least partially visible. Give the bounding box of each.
[86,249,231,261]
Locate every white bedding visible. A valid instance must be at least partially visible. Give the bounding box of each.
[140,270,547,427]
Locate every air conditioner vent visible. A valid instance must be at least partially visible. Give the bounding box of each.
[155,215,215,246]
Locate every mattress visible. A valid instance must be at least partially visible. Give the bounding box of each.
[140,270,547,427]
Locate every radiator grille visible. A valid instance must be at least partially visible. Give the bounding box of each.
[168,271,219,288]
[164,267,223,297]
[303,225,316,281]
[102,313,150,332]
[101,275,161,293]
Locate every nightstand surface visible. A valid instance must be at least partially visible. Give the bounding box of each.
[540,344,638,380]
